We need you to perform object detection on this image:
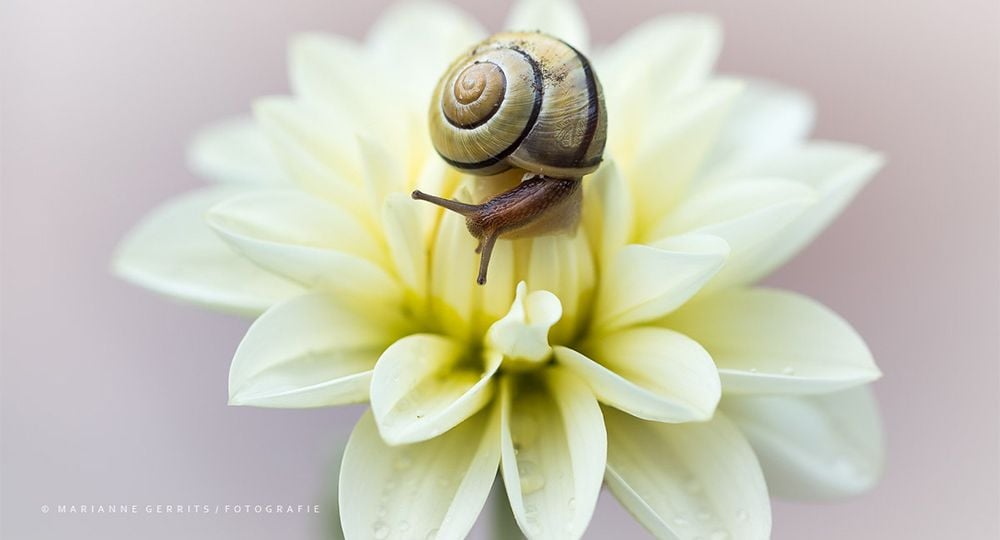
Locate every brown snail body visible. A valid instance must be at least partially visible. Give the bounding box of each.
[412,31,607,284]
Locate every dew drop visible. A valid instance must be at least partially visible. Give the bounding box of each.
[782,366,795,375]
[736,509,749,522]
[568,497,576,511]
[394,454,412,470]
[518,460,545,494]
[749,368,758,373]
[673,516,689,527]
[372,520,390,540]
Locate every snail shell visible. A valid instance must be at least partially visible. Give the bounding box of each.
[428,31,607,179]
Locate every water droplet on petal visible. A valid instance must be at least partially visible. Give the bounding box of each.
[373,520,390,539]
[518,460,545,494]
[394,454,412,470]
[737,509,749,522]
[782,365,795,375]
[568,497,576,511]
[749,367,758,373]
[673,516,689,527]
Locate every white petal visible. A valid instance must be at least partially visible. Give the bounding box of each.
[557,326,720,422]
[339,407,500,540]
[648,178,817,292]
[500,370,605,540]
[599,16,721,158]
[628,80,744,235]
[488,282,562,365]
[429,188,481,336]
[367,1,485,108]
[206,190,401,307]
[594,234,729,331]
[382,193,428,297]
[505,0,589,51]
[605,408,771,540]
[523,233,595,344]
[228,292,409,407]
[723,386,884,500]
[371,334,500,445]
[582,160,633,267]
[720,143,884,284]
[113,186,303,316]
[253,97,369,212]
[699,79,815,182]
[186,117,288,185]
[667,288,880,394]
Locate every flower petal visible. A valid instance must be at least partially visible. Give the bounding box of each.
[523,233,595,344]
[488,282,562,365]
[371,334,500,445]
[382,193,428,297]
[557,326,720,422]
[206,190,401,307]
[505,0,589,51]
[186,117,288,185]
[228,292,409,407]
[582,160,633,267]
[604,407,771,540]
[667,288,880,394]
[500,370,605,540]
[624,80,743,236]
[719,143,885,285]
[253,97,370,214]
[339,407,500,540]
[723,386,884,500]
[599,15,721,159]
[648,178,817,292]
[367,0,485,108]
[429,187,481,338]
[699,79,815,181]
[113,186,303,316]
[593,234,729,331]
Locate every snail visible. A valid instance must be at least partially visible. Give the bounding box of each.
[412,31,607,285]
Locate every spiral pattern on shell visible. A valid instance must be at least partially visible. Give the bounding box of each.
[429,31,607,178]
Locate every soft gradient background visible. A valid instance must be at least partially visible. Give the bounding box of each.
[2,0,997,538]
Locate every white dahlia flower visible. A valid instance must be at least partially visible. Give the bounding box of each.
[114,0,885,538]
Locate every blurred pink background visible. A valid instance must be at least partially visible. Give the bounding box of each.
[2,0,997,538]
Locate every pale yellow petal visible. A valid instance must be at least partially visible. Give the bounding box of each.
[605,408,771,540]
[558,327,719,422]
[186,116,288,185]
[505,0,589,50]
[382,193,428,297]
[500,370,605,539]
[667,288,880,394]
[723,386,884,500]
[370,334,500,445]
[112,186,303,316]
[339,407,500,540]
[594,234,729,331]
[582,160,633,267]
[228,292,408,407]
[206,191,401,307]
[488,282,562,366]
[719,143,884,285]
